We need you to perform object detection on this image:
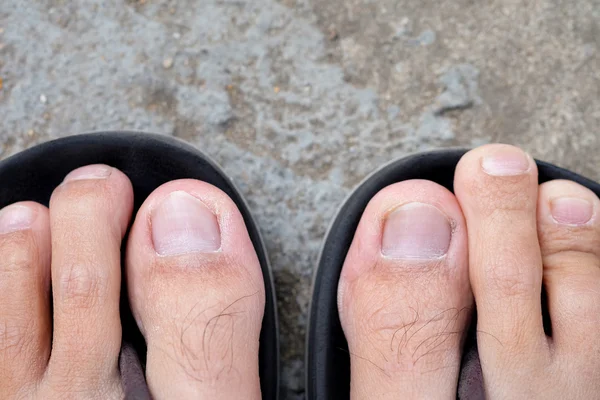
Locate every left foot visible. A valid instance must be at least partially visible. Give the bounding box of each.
[0,165,133,399]
[0,165,266,399]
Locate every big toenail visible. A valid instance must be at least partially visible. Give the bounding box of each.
[63,165,112,182]
[382,202,451,260]
[550,197,593,225]
[481,147,530,176]
[151,191,221,256]
[0,205,35,234]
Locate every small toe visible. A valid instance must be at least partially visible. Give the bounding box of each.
[0,202,51,397]
[47,164,133,395]
[537,180,600,352]
[454,144,548,395]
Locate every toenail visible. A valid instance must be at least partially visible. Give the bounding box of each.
[151,191,221,256]
[63,165,112,182]
[0,205,35,234]
[550,197,593,226]
[481,147,531,176]
[382,202,451,260]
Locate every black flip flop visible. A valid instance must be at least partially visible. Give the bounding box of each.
[0,132,280,400]
[306,148,600,399]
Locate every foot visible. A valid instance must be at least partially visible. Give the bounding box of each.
[0,165,265,399]
[339,144,600,399]
[454,144,600,398]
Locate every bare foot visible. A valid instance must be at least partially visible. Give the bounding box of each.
[455,144,600,398]
[340,143,600,399]
[0,165,265,399]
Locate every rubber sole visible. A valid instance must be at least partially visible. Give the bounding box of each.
[306,148,600,399]
[0,131,280,400]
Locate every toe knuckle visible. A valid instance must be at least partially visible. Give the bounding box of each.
[0,319,33,356]
[466,175,536,214]
[53,184,110,213]
[166,297,257,384]
[0,233,36,274]
[59,263,105,308]
[488,267,534,298]
[151,253,254,286]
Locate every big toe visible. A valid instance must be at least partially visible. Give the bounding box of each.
[338,180,472,399]
[126,180,265,399]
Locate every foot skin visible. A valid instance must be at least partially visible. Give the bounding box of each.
[0,165,265,399]
[126,180,265,399]
[455,145,600,398]
[338,180,474,399]
[340,144,600,399]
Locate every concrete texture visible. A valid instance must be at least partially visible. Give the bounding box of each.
[0,0,598,398]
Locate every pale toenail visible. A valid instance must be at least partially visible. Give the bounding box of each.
[63,165,112,182]
[0,205,35,234]
[550,197,593,226]
[481,147,531,176]
[382,202,451,260]
[151,191,221,256]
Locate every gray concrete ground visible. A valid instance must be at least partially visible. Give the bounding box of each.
[0,0,598,398]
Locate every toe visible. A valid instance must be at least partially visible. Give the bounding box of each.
[454,145,548,392]
[338,180,472,399]
[537,180,600,355]
[47,165,133,395]
[126,180,265,400]
[0,202,51,397]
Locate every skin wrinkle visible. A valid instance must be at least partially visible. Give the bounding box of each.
[0,319,35,359]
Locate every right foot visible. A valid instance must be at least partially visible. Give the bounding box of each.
[339,144,600,399]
